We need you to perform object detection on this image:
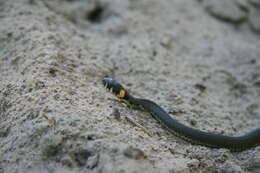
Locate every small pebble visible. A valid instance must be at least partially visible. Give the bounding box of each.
[160,34,174,49]
[110,108,121,120]
[123,146,146,160]
[189,119,197,126]
[60,155,74,168]
[87,133,99,140]
[74,149,92,166]
[86,154,99,169]
[194,83,207,92]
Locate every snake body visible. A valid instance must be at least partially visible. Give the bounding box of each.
[102,78,260,151]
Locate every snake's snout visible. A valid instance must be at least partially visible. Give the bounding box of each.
[102,77,115,89]
[102,78,108,87]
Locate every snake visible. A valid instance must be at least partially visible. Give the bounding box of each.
[102,77,260,151]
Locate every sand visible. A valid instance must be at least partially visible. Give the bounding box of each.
[0,0,260,172]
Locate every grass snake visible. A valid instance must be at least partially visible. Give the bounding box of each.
[102,77,260,151]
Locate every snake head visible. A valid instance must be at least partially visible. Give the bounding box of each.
[102,78,128,99]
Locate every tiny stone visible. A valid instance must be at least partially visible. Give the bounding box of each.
[160,34,174,49]
[86,154,99,169]
[43,144,60,158]
[60,155,74,168]
[123,146,146,160]
[110,108,121,120]
[40,135,62,159]
[187,159,200,169]
[0,126,10,137]
[87,133,98,140]
[189,119,197,126]
[74,149,92,166]
[194,83,207,92]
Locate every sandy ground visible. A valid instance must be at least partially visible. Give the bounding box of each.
[0,0,260,172]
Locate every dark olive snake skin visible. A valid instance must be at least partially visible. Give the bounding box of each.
[102,78,260,151]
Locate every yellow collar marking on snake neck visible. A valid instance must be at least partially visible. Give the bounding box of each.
[117,89,126,98]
